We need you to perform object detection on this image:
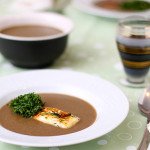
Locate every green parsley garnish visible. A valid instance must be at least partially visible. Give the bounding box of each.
[120,0,150,11]
[9,93,44,118]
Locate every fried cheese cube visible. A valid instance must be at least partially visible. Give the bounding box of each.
[33,107,80,129]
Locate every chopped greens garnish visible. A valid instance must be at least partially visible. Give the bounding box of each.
[9,93,44,118]
[120,0,150,11]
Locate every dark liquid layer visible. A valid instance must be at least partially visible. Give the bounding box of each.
[117,41,150,69]
[0,25,63,37]
[0,93,97,136]
[116,37,150,82]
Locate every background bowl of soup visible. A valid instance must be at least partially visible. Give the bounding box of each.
[0,12,73,68]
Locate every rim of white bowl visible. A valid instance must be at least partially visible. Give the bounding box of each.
[0,12,74,41]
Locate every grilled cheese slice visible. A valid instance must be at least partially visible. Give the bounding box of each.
[33,107,80,129]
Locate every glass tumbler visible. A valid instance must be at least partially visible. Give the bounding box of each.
[116,16,150,87]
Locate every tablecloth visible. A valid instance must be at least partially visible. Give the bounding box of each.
[0,1,149,150]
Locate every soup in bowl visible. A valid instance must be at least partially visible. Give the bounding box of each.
[0,12,73,68]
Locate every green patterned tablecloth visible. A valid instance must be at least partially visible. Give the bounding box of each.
[0,1,149,150]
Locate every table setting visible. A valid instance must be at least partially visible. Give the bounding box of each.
[0,0,149,150]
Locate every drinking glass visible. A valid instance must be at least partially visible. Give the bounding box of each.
[116,16,150,87]
[52,0,70,12]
